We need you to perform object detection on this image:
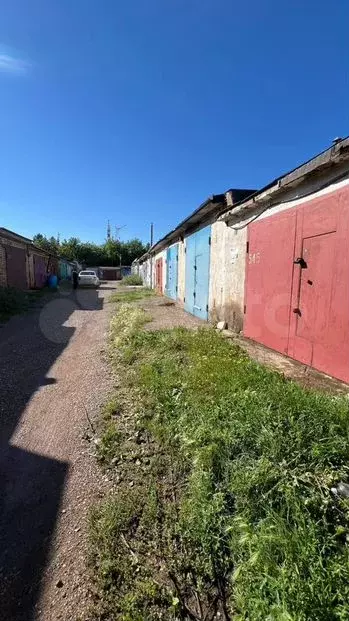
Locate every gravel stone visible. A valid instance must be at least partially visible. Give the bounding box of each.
[0,283,115,621]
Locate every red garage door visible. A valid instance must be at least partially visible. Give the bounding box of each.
[5,245,27,289]
[244,184,349,383]
[244,208,297,354]
[155,258,163,293]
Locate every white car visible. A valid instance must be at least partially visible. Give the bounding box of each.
[78,270,100,287]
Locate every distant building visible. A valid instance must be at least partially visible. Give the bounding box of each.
[0,228,32,289]
[97,266,131,281]
[0,227,61,290]
[58,259,76,281]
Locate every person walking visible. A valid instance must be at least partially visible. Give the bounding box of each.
[72,266,79,290]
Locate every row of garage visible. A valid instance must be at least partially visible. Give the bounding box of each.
[133,137,349,383]
[141,220,218,321]
[160,225,212,321]
[0,227,76,290]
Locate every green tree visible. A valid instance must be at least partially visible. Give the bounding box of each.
[33,234,60,255]
[121,239,148,264]
[103,239,122,266]
[33,233,148,266]
[60,237,81,261]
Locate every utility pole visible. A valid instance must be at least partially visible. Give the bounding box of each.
[150,222,154,289]
[114,225,126,268]
[106,220,111,241]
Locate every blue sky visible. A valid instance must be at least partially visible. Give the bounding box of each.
[0,1,348,245]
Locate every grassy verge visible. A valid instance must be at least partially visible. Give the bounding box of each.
[0,286,50,322]
[89,302,349,621]
[121,274,143,286]
[109,288,155,304]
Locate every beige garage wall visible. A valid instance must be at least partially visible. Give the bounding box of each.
[209,221,247,331]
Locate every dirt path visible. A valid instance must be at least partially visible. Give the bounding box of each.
[0,283,116,621]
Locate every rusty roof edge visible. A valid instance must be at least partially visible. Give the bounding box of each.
[219,136,349,223]
[0,227,32,243]
[134,250,151,264]
[132,189,255,264]
[150,193,225,254]
[0,229,62,261]
[0,228,77,262]
[150,188,261,255]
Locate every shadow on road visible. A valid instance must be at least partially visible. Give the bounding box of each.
[0,288,103,620]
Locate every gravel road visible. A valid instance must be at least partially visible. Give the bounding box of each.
[0,283,116,621]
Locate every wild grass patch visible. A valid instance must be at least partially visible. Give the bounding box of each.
[0,286,49,322]
[109,288,155,304]
[0,286,30,321]
[121,274,143,286]
[89,305,349,620]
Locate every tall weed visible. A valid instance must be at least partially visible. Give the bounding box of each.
[92,308,349,620]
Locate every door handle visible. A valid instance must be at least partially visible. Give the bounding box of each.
[293,308,301,316]
[293,257,307,268]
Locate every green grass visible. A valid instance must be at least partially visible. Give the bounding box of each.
[0,286,55,323]
[121,274,143,286]
[109,288,155,304]
[90,303,349,621]
[0,286,37,322]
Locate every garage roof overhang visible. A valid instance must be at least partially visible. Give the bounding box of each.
[149,188,255,255]
[220,136,349,225]
[0,227,32,244]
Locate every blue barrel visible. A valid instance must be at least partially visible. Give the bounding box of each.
[48,274,58,289]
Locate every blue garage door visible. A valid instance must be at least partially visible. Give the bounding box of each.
[185,225,211,320]
[166,245,178,299]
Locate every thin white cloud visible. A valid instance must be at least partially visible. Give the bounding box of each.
[0,53,31,74]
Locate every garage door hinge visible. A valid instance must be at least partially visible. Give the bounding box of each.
[246,241,249,253]
[244,304,247,314]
